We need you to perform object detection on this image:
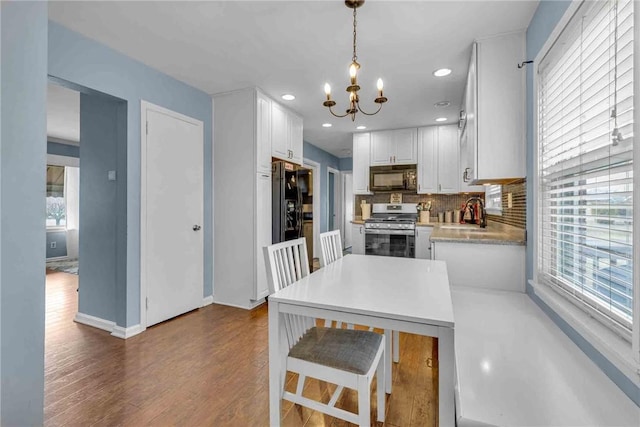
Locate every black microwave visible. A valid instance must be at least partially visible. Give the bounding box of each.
[370,166,417,191]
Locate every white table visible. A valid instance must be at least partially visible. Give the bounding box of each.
[268,254,456,426]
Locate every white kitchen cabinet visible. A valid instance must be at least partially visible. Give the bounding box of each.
[463,32,525,184]
[353,132,372,195]
[256,92,272,174]
[415,226,432,259]
[351,223,365,255]
[271,102,303,165]
[370,128,417,166]
[254,172,272,299]
[213,87,273,309]
[432,241,525,292]
[417,125,459,194]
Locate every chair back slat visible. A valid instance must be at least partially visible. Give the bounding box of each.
[264,238,313,349]
[319,230,343,267]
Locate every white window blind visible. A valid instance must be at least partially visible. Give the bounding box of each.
[485,184,503,215]
[537,0,634,330]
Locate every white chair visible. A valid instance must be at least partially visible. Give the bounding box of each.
[264,238,386,426]
[319,229,343,267]
[319,230,400,393]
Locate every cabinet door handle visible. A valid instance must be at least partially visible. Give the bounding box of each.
[359,227,363,234]
[418,184,421,191]
[438,184,442,192]
[393,155,396,163]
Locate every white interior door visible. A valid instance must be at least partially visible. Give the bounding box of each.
[142,102,203,327]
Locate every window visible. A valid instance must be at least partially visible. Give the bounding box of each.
[485,185,502,215]
[46,165,66,228]
[537,0,634,333]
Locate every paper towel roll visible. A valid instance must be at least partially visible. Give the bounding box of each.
[362,204,371,220]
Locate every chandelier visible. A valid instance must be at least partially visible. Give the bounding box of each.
[323,0,387,122]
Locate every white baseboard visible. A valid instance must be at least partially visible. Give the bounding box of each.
[111,324,144,339]
[75,312,144,340]
[74,312,115,332]
[202,295,214,307]
[211,297,265,310]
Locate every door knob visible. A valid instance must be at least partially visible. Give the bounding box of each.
[193,225,201,231]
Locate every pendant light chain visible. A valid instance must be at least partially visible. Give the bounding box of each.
[352,6,358,64]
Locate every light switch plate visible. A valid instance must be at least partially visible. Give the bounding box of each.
[108,170,116,181]
[507,192,513,208]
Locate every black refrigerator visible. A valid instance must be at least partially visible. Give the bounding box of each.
[272,161,302,243]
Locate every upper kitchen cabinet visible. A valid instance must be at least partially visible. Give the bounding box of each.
[417,125,459,194]
[353,132,373,194]
[463,31,525,184]
[370,128,418,166]
[256,92,272,174]
[271,102,304,165]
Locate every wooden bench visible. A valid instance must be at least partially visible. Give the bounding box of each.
[451,286,639,426]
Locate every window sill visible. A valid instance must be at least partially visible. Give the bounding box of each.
[530,279,639,388]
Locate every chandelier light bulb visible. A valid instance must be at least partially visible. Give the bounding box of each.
[324,83,332,99]
[349,63,358,84]
[377,78,384,96]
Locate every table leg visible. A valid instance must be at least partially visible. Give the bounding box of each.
[268,299,283,426]
[384,329,392,394]
[393,330,400,363]
[438,326,455,427]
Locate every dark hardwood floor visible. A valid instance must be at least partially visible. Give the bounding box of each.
[45,270,438,426]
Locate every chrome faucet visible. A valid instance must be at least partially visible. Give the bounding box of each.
[465,197,487,228]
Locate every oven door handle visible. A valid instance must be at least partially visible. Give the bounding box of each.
[364,229,415,236]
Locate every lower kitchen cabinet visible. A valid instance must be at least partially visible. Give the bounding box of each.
[351,223,365,255]
[415,226,433,259]
[432,241,525,292]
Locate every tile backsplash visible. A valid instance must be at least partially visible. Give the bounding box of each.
[354,178,526,229]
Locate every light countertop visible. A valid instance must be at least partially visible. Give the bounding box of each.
[430,222,525,245]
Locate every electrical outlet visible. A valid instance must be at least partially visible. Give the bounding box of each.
[50,242,56,249]
[507,192,513,208]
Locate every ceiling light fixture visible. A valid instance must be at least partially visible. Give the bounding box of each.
[281,94,295,101]
[356,125,367,130]
[435,117,448,122]
[323,0,387,122]
[322,123,332,128]
[433,68,452,77]
[434,101,451,108]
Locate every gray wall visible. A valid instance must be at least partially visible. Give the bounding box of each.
[303,141,341,233]
[78,93,127,324]
[48,141,79,158]
[0,2,47,424]
[46,231,68,259]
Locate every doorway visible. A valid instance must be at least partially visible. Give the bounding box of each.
[327,167,342,244]
[141,101,204,328]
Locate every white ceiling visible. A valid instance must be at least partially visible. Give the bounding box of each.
[47,83,80,144]
[47,0,539,158]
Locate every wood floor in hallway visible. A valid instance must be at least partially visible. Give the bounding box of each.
[45,270,438,426]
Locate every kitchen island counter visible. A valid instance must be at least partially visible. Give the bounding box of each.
[430,222,525,245]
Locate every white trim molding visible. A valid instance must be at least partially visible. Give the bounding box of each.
[111,324,144,340]
[202,295,214,307]
[75,312,144,340]
[74,312,116,333]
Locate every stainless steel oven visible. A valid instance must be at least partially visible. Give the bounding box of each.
[365,228,415,258]
[364,203,417,258]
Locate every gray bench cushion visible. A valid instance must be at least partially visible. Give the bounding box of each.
[289,327,382,375]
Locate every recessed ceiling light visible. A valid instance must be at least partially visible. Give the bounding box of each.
[434,101,451,108]
[281,94,295,101]
[433,68,452,77]
[322,123,332,128]
[356,125,367,130]
[435,117,448,122]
